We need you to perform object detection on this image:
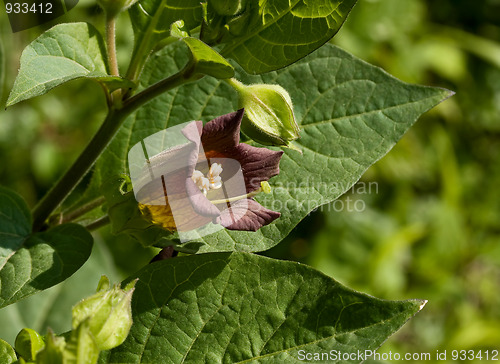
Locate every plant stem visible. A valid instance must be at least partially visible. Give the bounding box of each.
[32,109,126,231]
[106,14,119,77]
[225,77,245,92]
[61,196,107,223]
[122,64,199,113]
[85,215,111,231]
[32,66,198,232]
[105,13,123,104]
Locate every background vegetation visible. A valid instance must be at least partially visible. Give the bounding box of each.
[1,0,499,361]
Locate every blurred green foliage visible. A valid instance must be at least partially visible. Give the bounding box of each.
[265,0,500,360]
[0,0,499,360]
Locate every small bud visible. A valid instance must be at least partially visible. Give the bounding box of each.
[72,277,136,350]
[229,79,299,147]
[15,328,45,361]
[170,20,189,39]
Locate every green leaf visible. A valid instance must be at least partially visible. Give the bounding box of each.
[218,0,358,74]
[183,37,234,79]
[6,23,115,106]
[0,187,93,308]
[88,42,451,253]
[100,252,426,363]
[127,0,203,79]
[0,239,119,345]
[0,339,16,364]
[0,187,32,267]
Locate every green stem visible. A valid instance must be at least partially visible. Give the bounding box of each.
[31,66,198,232]
[105,13,123,104]
[106,14,119,77]
[61,196,107,223]
[225,77,245,92]
[32,109,126,231]
[85,215,111,231]
[122,64,200,113]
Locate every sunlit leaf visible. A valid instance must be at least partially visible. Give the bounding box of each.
[217,0,358,74]
[183,37,234,79]
[100,252,426,363]
[6,23,123,106]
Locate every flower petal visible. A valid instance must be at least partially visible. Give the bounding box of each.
[227,144,283,193]
[135,121,203,201]
[185,178,221,218]
[152,177,220,232]
[201,109,244,152]
[216,199,280,231]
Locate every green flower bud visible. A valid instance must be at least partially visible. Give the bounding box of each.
[64,319,99,364]
[229,79,299,147]
[72,276,136,350]
[35,330,65,364]
[15,328,45,362]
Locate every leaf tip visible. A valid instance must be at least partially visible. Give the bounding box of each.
[5,95,16,108]
[418,299,428,311]
[443,88,456,100]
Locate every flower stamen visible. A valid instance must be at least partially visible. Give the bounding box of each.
[210,181,272,204]
[191,162,223,195]
[208,163,223,190]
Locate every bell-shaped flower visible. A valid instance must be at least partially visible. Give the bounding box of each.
[131,109,283,232]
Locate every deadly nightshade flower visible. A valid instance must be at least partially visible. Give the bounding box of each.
[135,109,283,232]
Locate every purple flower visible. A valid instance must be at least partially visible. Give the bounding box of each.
[136,109,283,232]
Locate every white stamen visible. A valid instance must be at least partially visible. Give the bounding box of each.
[199,177,210,195]
[191,170,204,181]
[192,163,224,195]
[209,163,223,177]
[191,170,209,195]
[208,163,223,190]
